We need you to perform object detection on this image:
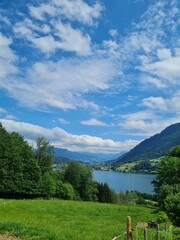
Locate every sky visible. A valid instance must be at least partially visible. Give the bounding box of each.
[0,0,180,154]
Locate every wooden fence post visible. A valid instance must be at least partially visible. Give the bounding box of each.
[144,228,147,240]
[127,216,132,240]
[156,224,160,240]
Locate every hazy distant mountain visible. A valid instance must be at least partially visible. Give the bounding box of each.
[54,147,122,163]
[114,122,180,164]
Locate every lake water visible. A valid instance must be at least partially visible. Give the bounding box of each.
[93,170,155,194]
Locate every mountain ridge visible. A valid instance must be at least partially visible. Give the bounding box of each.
[114,122,180,164]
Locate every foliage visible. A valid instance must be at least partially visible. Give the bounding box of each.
[165,192,180,226]
[156,211,169,224]
[35,136,54,175]
[96,182,116,203]
[39,172,56,198]
[64,161,97,201]
[55,180,75,200]
[0,124,41,198]
[153,146,180,226]
[168,145,180,158]
[118,191,141,205]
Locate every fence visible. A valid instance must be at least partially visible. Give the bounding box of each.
[112,216,173,240]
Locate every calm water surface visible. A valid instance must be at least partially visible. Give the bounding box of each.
[93,170,155,194]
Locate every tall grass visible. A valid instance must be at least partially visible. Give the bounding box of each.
[0,199,163,240]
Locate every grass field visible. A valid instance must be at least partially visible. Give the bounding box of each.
[116,162,137,172]
[0,199,174,240]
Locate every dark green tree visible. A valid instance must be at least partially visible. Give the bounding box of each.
[0,123,12,195]
[10,132,41,196]
[55,180,75,200]
[53,166,75,200]
[64,161,97,201]
[96,182,115,203]
[153,146,180,226]
[35,136,54,175]
[64,161,81,194]
[168,145,180,158]
[0,124,41,197]
[39,172,56,198]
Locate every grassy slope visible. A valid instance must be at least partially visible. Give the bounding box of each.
[0,199,157,240]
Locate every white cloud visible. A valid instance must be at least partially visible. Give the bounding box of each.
[14,21,55,53]
[28,3,56,20]
[13,15,92,56]
[139,53,180,84]
[53,21,92,55]
[52,0,102,25]
[142,93,180,111]
[0,108,7,114]
[58,118,70,124]
[0,14,11,25]
[5,115,17,120]
[31,36,58,53]
[157,48,172,60]
[0,119,139,153]
[14,18,51,36]
[142,97,167,110]
[109,29,118,38]
[103,40,119,56]
[0,33,18,81]
[80,118,108,126]
[29,0,102,25]
[122,111,157,121]
[1,56,117,110]
[120,109,180,136]
[140,76,166,89]
[120,111,159,135]
[0,108,17,120]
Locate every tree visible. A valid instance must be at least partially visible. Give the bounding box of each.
[168,145,180,158]
[35,136,54,175]
[39,172,56,198]
[96,182,116,203]
[55,181,75,200]
[64,161,97,201]
[153,146,180,226]
[0,124,41,198]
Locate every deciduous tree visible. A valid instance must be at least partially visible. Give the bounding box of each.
[153,146,180,226]
[35,136,54,175]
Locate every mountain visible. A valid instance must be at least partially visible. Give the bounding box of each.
[114,122,180,164]
[54,147,121,164]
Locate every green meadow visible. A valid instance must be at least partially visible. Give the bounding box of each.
[0,199,158,240]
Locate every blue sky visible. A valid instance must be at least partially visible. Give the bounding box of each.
[0,0,179,153]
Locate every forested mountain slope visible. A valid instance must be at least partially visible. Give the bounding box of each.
[115,123,180,164]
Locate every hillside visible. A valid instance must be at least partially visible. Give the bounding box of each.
[114,122,180,164]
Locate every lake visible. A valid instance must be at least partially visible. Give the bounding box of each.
[93,170,155,194]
